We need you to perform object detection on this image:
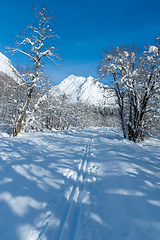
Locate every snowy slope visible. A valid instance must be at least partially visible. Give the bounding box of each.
[0,52,23,83]
[58,75,117,107]
[0,128,160,240]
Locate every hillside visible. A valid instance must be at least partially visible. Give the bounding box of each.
[0,128,160,240]
[0,52,23,84]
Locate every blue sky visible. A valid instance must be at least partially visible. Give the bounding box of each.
[0,0,160,85]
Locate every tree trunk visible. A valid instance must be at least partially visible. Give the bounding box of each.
[13,88,33,136]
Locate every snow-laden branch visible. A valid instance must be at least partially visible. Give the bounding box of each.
[5,4,61,136]
[98,44,160,142]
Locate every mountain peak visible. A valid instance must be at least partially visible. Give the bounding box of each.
[58,75,116,107]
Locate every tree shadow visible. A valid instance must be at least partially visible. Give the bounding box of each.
[0,128,160,240]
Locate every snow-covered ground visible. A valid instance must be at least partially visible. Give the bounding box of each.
[0,128,160,240]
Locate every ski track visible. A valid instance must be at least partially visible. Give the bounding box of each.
[54,138,92,240]
[1,129,160,240]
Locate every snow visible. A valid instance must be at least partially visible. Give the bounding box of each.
[148,46,158,54]
[0,52,23,84]
[0,128,160,240]
[57,75,117,107]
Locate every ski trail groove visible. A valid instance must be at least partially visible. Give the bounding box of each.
[54,138,92,240]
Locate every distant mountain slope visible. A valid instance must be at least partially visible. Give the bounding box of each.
[57,75,117,107]
[0,53,117,108]
[0,52,23,83]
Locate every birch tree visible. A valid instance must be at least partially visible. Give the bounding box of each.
[6,5,60,136]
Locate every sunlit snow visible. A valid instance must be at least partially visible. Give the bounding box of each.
[0,128,160,240]
[57,75,117,107]
[0,52,23,83]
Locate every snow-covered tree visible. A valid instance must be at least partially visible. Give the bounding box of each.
[6,5,60,136]
[0,73,27,135]
[98,45,160,142]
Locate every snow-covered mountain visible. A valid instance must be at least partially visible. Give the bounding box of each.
[0,52,23,83]
[0,52,116,108]
[57,75,117,107]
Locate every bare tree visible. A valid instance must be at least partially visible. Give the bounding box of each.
[98,45,160,142]
[6,5,60,136]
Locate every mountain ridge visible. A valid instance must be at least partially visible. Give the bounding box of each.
[57,74,117,107]
[0,52,23,84]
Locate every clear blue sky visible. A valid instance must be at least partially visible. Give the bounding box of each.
[0,0,160,84]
